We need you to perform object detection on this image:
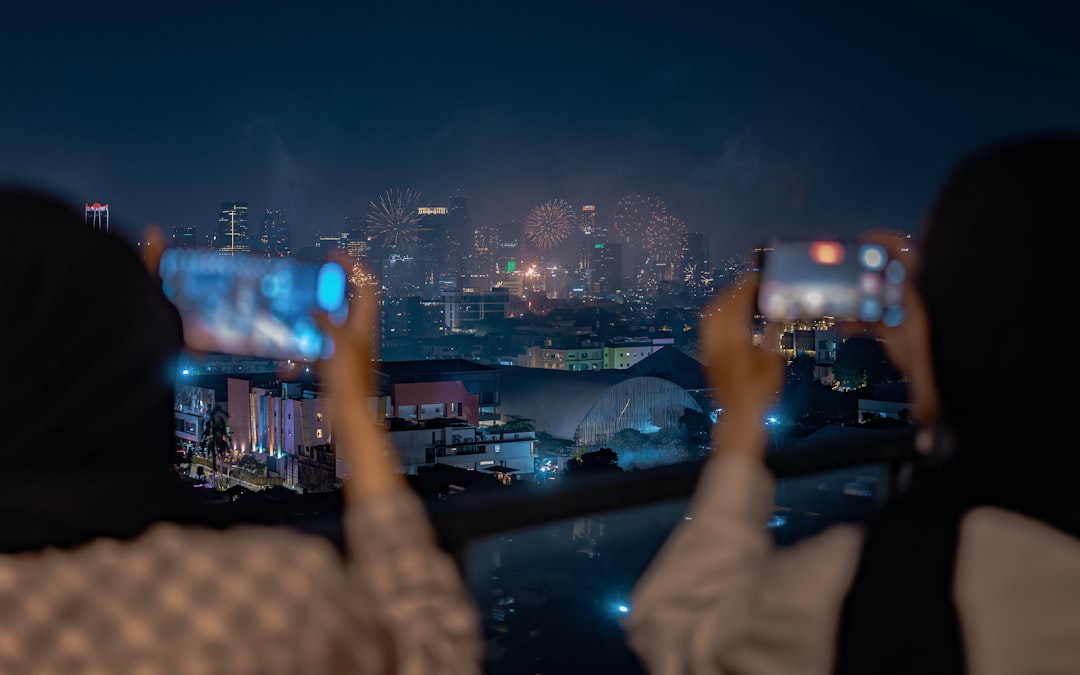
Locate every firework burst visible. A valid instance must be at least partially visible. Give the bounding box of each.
[683,263,698,285]
[644,213,688,268]
[348,261,380,289]
[347,261,381,301]
[366,188,422,250]
[613,193,668,249]
[524,199,575,249]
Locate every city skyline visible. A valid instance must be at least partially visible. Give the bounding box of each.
[195,193,720,294]
[3,2,1078,265]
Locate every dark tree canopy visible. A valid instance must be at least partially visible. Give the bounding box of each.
[607,429,648,452]
[564,447,623,475]
[678,407,711,440]
[779,353,829,421]
[536,431,574,457]
[786,353,819,389]
[834,336,904,389]
[490,416,536,433]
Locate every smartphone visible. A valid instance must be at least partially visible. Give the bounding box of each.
[756,238,906,324]
[159,248,348,361]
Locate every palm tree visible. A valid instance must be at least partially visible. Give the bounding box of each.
[200,404,231,490]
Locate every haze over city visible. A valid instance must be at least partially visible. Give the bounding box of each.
[2,1,1078,263]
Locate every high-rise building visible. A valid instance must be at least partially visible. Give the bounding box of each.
[473,221,499,278]
[171,225,198,248]
[414,193,472,294]
[85,202,109,231]
[576,205,621,298]
[415,204,451,297]
[495,221,522,279]
[259,208,291,257]
[216,201,250,255]
[448,193,472,282]
[684,231,711,298]
[591,241,622,298]
[342,216,369,263]
[443,287,511,333]
[578,204,600,290]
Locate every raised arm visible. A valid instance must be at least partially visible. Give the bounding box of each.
[625,277,865,675]
[318,281,483,675]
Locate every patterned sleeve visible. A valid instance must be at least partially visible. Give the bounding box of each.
[0,490,483,674]
[342,488,484,675]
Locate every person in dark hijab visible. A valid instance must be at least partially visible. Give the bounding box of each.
[625,134,1080,675]
[0,188,197,552]
[0,188,482,673]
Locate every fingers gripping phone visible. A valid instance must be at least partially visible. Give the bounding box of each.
[159,248,348,361]
[756,238,907,325]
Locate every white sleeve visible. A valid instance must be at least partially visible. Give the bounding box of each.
[625,452,864,675]
[955,507,1080,675]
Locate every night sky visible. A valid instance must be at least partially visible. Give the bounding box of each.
[2,1,1077,263]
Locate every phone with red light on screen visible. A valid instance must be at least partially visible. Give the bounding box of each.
[755,238,907,325]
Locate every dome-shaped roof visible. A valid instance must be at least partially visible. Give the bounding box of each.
[496,365,701,444]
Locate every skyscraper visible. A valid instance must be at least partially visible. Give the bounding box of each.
[684,231,709,271]
[684,231,710,298]
[447,192,472,284]
[495,221,522,279]
[341,215,370,263]
[578,204,621,298]
[416,204,451,297]
[473,221,499,278]
[592,241,622,298]
[409,194,477,295]
[216,201,250,255]
[259,207,291,257]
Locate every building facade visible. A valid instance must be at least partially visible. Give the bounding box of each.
[520,343,605,371]
[389,422,536,478]
[216,201,250,255]
[443,287,511,333]
[603,337,675,369]
[173,383,216,455]
[176,360,526,491]
[258,207,291,258]
[85,202,109,231]
[515,336,675,371]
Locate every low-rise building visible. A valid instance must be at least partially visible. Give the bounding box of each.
[603,336,674,369]
[388,420,536,479]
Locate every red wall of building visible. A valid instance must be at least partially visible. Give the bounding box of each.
[391,381,480,426]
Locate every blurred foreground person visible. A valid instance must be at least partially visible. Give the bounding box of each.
[0,189,482,674]
[625,135,1080,675]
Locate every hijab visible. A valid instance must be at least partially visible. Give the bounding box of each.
[833,134,1080,673]
[0,188,220,552]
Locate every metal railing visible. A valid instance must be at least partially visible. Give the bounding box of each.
[427,426,917,564]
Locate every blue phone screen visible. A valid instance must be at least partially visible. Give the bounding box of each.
[160,249,348,361]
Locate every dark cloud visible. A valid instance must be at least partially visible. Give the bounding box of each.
[1,1,1078,262]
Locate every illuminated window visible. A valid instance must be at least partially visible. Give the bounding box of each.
[316,429,323,439]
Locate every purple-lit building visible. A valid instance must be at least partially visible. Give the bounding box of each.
[228,378,341,493]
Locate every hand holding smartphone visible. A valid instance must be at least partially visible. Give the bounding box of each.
[756,238,907,325]
[159,248,349,362]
